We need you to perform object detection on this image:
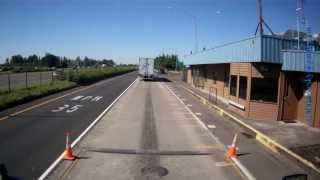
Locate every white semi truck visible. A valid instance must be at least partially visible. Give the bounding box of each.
[139,57,154,80]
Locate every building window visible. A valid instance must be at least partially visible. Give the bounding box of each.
[202,66,207,82]
[251,78,278,102]
[224,70,229,87]
[239,76,247,99]
[212,72,217,84]
[230,75,237,96]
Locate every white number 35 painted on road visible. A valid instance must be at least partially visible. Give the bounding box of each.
[51,104,83,113]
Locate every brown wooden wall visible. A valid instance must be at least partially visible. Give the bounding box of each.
[187,63,320,128]
[187,69,192,84]
[249,102,279,120]
[188,63,282,121]
[277,72,320,127]
[202,64,229,98]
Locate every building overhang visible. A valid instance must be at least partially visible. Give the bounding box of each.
[183,35,320,69]
[281,50,320,73]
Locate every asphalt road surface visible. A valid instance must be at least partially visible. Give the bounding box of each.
[0,71,137,179]
[48,79,243,180]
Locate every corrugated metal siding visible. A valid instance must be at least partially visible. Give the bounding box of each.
[282,50,320,73]
[261,35,320,63]
[183,36,261,65]
[184,35,320,66]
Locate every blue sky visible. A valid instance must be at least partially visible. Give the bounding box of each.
[0,0,319,64]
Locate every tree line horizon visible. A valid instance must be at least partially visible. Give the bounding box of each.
[1,53,118,68]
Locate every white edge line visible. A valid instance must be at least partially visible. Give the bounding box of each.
[38,78,138,180]
[231,157,256,180]
[164,83,256,180]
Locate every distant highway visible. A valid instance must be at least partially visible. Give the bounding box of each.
[0,71,137,179]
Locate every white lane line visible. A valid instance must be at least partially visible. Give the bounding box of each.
[187,104,192,107]
[38,78,138,180]
[169,84,256,180]
[163,83,224,148]
[215,161,232,167]
[208,124,216,129]
[195,112,202,116]
[231,157,256,180]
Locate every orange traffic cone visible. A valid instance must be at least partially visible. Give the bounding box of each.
[64,132,75,160]
[227,133,238,158]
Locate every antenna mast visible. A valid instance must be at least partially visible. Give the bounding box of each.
[296,0,305,50]
[254,0,274,36]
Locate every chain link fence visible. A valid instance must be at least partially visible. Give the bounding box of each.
[0,71,56,92]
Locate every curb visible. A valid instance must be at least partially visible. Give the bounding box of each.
[178,84,320,175]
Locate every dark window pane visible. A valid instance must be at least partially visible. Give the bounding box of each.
[251,78,278,102]
[212,72,217,84]
[230,75,237,96]
[239,76,247,99]
[224,70,229,87]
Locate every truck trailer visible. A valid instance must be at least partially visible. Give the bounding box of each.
[139,57,154,80]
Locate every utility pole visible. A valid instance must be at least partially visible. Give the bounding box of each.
[168,6,199,54]
[193,16,199,54]
[296,0,305,50]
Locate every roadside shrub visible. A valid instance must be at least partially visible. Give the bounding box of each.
[0,81,76,110]
[65,67,134,85]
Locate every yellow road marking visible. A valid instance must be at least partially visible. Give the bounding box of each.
[179,84,320,174]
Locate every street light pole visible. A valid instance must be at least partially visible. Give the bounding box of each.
[168,6,199,54]
[192,16,199,54]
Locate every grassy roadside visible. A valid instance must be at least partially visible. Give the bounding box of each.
[0,81,77,110]
[65,67,134,85]
[0,67,135,110]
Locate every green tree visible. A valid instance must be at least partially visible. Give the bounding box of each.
[154,54,180,71]
[41,53,60,67]
[27,54,39,65]
[10,55,24,65]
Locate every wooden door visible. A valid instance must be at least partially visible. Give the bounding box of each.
[282,75,303,121]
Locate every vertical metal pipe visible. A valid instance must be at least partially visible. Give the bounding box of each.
[51,71,54,83]
[258,0,263,35]
[25,72,28,88]
[7,73,11,93]
[40,71,42,86]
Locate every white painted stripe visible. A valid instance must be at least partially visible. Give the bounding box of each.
[231,157,256,180]
[38,78,138,180]
[208,124,216,129]
[195,112,202,116]
[71,95,84,101]
[164,83,224,148]
[187,104,192,107]
[228,100,245,110]
[215,161,232,167]
[164,83,256,180]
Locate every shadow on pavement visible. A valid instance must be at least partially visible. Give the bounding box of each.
[282,174,307,180]
[0,164,21,180]
[140,77,171,82]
